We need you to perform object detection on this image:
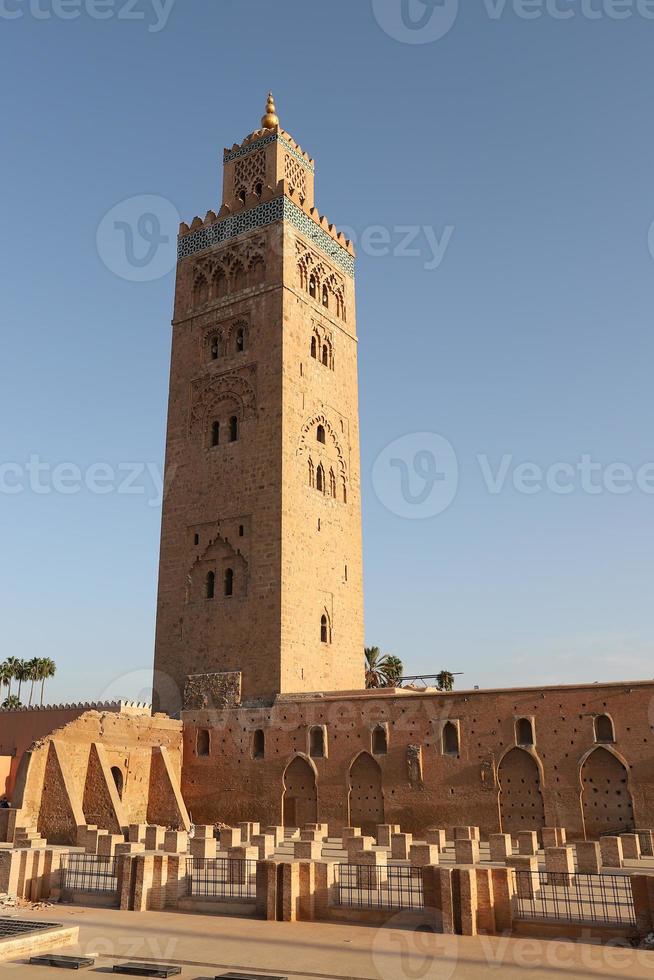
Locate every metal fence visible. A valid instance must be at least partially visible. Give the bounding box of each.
[186,857,257,900]
[336,864,424,910]
[511,870,635,926]
[60,854,119,894]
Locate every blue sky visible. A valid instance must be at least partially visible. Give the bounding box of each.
[1,0,653,704]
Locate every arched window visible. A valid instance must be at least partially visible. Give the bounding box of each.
[235,326,246,353]
[210,335,220,360]
[322,344,329,367]
[206,571,215,600]
[211,421,220,447]
[309,274,317,299]
[229,416,239,442]
[310,336,317,359]
[254,182,263,198]
[110,766,124,799]
[308,458,315,488]
[594,714,615,743]
[213,268,227,299]
[329,469,336,498]
[232,263,246,291]
[237,188,246,203]
[322,285,329,308]
[320,614,329,644]
[372,726,388,755]
[194,275,209,306]
[224,568,234,597]
[516,718,534,747]
[316,464,325,493]
[442,721,459,756]
[252,729,265,759]
[197,729,210,757]
[310,726,325,758]
[317,425,326,444]
[343,482,347,504]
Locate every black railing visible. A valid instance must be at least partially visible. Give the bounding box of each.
[512,870,635,926]
[60,854,119,894]
[336,864,424,909]
[186,857,257,899]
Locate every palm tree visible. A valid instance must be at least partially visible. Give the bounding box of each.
[365,647,404,689]
[382,656,404,688]
[436,670,455,692]
[15,661,30,704]
[26,658,41,707]
[4,656,20,699]
[38,658,56,706]
[0,663,11,698]
[365,647,386,688]
[2,694,22,711]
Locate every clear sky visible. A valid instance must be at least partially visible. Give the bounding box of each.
[1,0,653,705]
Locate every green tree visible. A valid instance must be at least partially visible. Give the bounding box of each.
[3,657,20,699]
[365,647,404,689]
[436,670,455,692]
[38,658,56,706]
[26,658,41,707]
[14,661,30,704]
[0,663,11,698]
[1,695,22,711]
[382,656,404,688]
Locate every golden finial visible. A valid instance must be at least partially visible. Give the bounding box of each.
[261,92,279,130]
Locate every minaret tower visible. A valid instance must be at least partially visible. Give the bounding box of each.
[153,96,364,713]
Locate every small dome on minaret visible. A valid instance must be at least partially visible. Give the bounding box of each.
[261,92,279,130]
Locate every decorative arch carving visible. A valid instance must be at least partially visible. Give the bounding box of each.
[282,754,318,827]
[348,751,384,834]
[295,239,347,322]
[189,367,257,436]
[497,747,545,835]
[297,413,347,484]
[579,744,634,838]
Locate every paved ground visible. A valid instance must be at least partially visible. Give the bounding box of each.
[3,905,654,980]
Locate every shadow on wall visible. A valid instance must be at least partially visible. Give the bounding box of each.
[0,756,11,798]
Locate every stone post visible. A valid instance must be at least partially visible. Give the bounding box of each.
[576,841,601,874]
[144,826,166,851]
[409,844,439,867]
[517,831,538,856]
[391,833,413,860]
[489,834,512,863]
[636,830,654,857]
[600,836,623,869]
[621,834,641,861]
[507,855,539,899]
[545,846,575,886]
[455,839,480,865]
[425,828,447,851]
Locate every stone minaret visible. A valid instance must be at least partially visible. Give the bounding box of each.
[153,96,364,714]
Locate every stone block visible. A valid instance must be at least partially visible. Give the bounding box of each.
[409,843,439,867]
[545,846,575,886]
[455,839,480,865]
[345,835,375,854]
[454,826,474,841]
[251,833,276,859]
[636,830,654,857]
[221,827,242,849]
[507,855,539,898]
[264,826,285,846]
[576,841,601,874]
[489,834,512,862]
[518,831,538,856]
[128,824,147,844]
[621,834,641,860]
[190,836,217,860]
[293,840,322,861]
[97,834,124,857]
[353,849,388,887]
[115,842,145,856]
[163,830,188,854]
[600,836,623,868]
[193,824,214,840]
[425,828,447,851]
[391,833,413,860]
[341,826,362,840]
[144,826,166,851]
